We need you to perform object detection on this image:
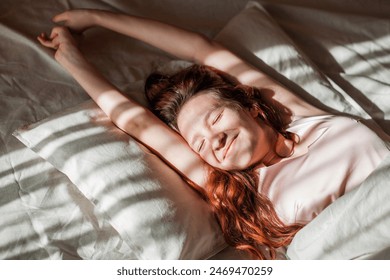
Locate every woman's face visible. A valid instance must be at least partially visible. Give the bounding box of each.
[177,92,276,171]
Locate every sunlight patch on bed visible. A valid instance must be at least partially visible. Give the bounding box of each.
[329,34,390,78]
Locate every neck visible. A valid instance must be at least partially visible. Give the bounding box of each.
[275,133,295,157]
[262,133,295,167]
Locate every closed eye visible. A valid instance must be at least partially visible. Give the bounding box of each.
[197,139,205,153]
[212,110,223,125]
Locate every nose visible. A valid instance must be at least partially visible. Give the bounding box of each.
[211,131,227,151]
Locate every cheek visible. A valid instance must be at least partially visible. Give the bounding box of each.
[229,123,265,169]
[200,149,220,168]
[228,135,254,168]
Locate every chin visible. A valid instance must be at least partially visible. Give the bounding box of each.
[220,162,248,172]
[213,154,252,171]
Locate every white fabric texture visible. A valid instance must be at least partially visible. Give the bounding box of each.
[259,115,389,224]
[287,154,390,260]
[13,98,226,260]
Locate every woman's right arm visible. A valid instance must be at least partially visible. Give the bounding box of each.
[53,9,207,62]
[53,10,260,78]
[54,9,326,117]
[38,26,209,189]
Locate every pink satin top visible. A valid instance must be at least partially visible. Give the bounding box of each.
[258,115,389,224]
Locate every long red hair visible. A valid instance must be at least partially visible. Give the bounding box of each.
[145,64,302,259]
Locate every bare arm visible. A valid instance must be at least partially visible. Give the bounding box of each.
[53,10,209,64]
[54,9,326,117]
[37,27,209,189]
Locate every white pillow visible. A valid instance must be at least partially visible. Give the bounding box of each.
[214,1,358,116]
[287,154,390,259]
[14,100,226,260]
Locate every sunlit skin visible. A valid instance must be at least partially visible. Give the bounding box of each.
[177,92,289,171]
[37,9,325,189]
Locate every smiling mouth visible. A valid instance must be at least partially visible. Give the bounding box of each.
[223,134,238,160]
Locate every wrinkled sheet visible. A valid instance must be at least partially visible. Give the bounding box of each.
[287,154,390,259]
[1,0,389,259]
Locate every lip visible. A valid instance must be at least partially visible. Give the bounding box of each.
[223,134,238,160]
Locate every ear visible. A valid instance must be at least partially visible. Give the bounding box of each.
[249,107,259,118]
[249,104,267,120]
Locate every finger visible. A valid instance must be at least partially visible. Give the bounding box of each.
[37,35,51,48]
[38,32,47,40]
[50,36,60,48]
[37,32,48,44]
[50,26,68,39]
[37,33,58,49]
[37,35,52,48]
[52,12,67,23]
[50,26,61,38]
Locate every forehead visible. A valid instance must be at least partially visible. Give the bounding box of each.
[176,93,220,134]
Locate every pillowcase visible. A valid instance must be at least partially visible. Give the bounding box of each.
[287,154,390,259]
[214,1,359,116]
[14,100,226,260]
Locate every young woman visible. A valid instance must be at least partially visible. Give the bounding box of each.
[37,9,389,259]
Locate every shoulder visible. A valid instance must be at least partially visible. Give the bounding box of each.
[290,114,389,152]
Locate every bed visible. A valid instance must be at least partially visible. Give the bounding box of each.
[1,0,389,260]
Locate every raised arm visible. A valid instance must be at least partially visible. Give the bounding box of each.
[53,10,257,76]
[53,9,326,117]
[53,10,214,65]
[37,27,209,189]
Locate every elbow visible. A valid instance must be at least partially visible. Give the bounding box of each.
[109,103,150,137]
[191,34,227,64]
[191,33,219,62]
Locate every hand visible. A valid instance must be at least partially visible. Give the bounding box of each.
[37,26,82,66]
[53,10,96,34]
